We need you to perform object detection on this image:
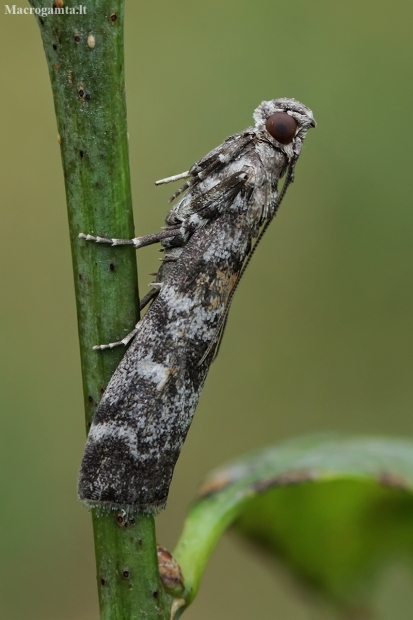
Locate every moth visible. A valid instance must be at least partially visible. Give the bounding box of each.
[78,98,316,513]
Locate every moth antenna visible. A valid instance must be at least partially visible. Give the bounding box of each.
[198,156,298,368]
[236,156,297,284]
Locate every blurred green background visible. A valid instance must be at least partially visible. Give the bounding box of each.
[0,0,412,618]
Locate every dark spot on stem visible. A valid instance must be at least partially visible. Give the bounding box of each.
[85,92,91,100]
[78,89,85,98]
[88,395,93,403]
[109,263,115,271]
[39,17,44,25]
[74,35,81,43]
[53,44,57,50]
[100,387,105,394]
[100,578,106,586]
[130,518,135,525]
[123,570,129,579]
[152,591,158,599]
[79,150,84,158]
[110,12,117,22]
[138,539,142,546]
[78,273,82,280]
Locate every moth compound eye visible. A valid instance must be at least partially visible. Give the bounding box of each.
[265,112,297,145]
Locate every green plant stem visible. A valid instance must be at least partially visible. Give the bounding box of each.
[93,510,172,620]
[29,1,172,617]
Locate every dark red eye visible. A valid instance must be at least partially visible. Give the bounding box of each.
[265,112,297,144]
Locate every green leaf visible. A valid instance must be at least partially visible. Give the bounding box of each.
[173,435,413,613]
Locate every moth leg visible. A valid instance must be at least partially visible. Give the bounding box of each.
[139,287,159,311]
[92,288,160,351]
[92,323,143,351]
[167,171,225,203]
[168,180,193,203]
[79,228,181,249]
[155,171,190,186]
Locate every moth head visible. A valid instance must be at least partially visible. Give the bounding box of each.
[253,98,316,156]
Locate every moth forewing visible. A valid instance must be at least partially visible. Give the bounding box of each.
[78,98,316,514]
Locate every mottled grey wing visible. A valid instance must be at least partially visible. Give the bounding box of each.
[78,173,254,512]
